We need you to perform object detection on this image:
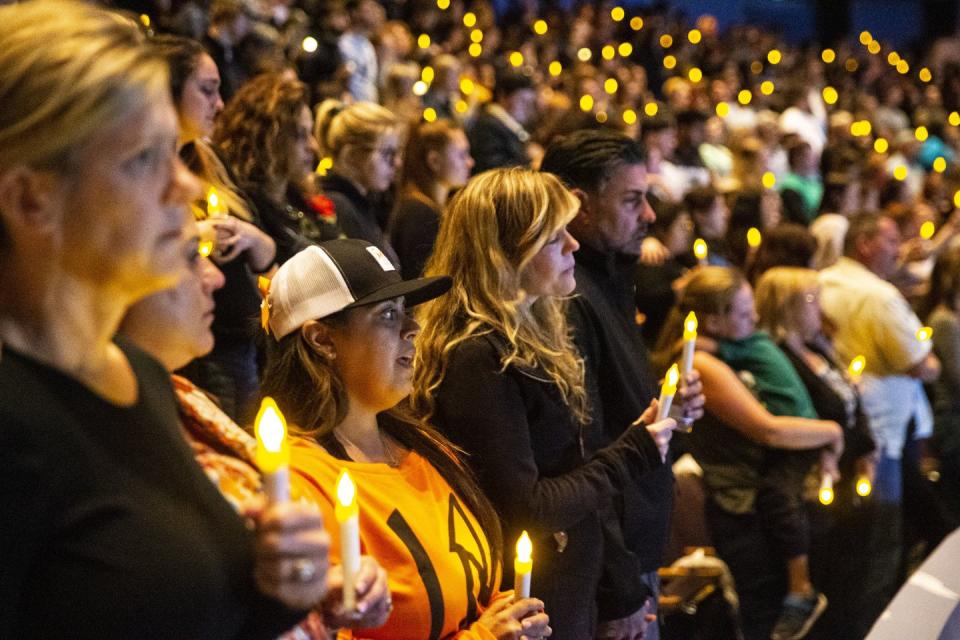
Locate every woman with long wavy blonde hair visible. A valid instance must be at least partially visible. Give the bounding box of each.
[412,167,674,639]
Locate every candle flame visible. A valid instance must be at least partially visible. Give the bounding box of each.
[198,239,214,258]
[819,485,834,505]
[746,227,762,248]
[693,238,708,260]
[664,363,680,393]
[848,355,866,377]
[516,530,532,563]
[337,470,356,508]
[207,187,219,209]
[683,312,698,339]
[920,221,936,239]
[256,398,287,454]
[916,326,933,342]
[856,476,872,497]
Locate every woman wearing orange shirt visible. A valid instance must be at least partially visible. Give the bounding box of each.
[259,239,552,639]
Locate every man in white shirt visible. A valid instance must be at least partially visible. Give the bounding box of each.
[819,211,940,631]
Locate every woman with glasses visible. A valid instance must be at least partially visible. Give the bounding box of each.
[314,100,403,264]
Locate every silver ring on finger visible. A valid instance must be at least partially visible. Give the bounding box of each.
[291,558,317,582]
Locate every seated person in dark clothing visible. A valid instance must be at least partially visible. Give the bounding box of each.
[468,68,536,173]
[314,99,402,264]
[391,119,474,279]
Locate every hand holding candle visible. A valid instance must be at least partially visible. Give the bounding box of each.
[336,470,361,612]
[255,397,290,503]
[513,531,532,600]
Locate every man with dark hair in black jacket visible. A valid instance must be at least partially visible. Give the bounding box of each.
[541,129,705,639]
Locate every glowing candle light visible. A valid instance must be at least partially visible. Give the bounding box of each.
[579,95,594,112]
[255,397,290,503]
[417,33,431,49]
[688,29,702,44]
[577,47,592,62]
[950,112,960,127]
[760,80,774,95]
[681,312,698,375]
[644,102,659,117]
[761,171,776,189]
[933,157,947,174]
[689,68,703,83]
[821,49,836,63]
[533,19,547,35]
[822,86,838,105]
[916,126,929,142]
[874,138,889,154]
[767,49,782,65]
[656,364,680,421]
[856,476,872,497]
[693,238,708,265]
[513,531,533,599]
[301,36,318,53]
[423,107,438,122]
[509,51,524,67]
[622,109,637,125]
[747,227,762,249]
[463,11,476,27]
[738,89,752,105]
[819,473,834,505]
[336,470,361,611]
[207,187,227,218]
[610,6,625,22]
[848,355,866,384]
[917,326,933,342]
[715,102,730,118]
[920,221,936,239]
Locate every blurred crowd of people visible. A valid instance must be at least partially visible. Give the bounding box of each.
[3,0,960,639]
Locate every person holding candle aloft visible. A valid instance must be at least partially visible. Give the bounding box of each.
[413,168,677,640]
[755,267,879,639]
[0,2,330,637]
[653,267,844,640]
[259,239,552,639]
[117,224,394,637]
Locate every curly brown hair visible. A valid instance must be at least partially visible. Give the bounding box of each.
[213,73,309,194]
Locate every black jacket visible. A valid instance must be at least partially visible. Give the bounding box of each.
[432,333,662,639]
[568,241,676,620]
[467,105,529,174]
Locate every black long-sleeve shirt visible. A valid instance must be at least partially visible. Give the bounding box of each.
[0,340,305,638]
[432,333,661,640]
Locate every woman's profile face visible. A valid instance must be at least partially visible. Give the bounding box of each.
[327,297,418,413]
[716,283,757,340]
[437,130,473,188]
[122,227,226,368]
[519,224,580,302]
[288,104,320,183]
[60,94,199,298]
[178,53,223,142]
[359,131,401,193]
